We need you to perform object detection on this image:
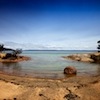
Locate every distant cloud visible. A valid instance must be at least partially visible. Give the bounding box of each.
[0,41,97,50]
[2,42,64,50]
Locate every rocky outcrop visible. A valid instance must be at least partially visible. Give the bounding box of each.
[0,52,31,62]
[63,53,100,63]
[0,55,31,63]
[64,66,77,75]
[91,53,100,63]
[0,53,16,59]
[0,53,7,59]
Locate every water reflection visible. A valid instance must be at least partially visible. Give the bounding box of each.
[0,58,100,79]
[0,62,22,75]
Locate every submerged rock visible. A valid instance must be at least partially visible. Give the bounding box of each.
[64,66,77,75]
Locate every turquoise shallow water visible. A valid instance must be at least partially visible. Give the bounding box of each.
[0,50,100,79]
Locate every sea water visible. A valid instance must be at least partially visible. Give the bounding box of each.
[0,50,100,79]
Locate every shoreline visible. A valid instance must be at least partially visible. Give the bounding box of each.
[0,66,99,80]
[0,69,98,80]
[0,72,100,100]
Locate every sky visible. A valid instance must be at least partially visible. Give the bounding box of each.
[0,0,100,50]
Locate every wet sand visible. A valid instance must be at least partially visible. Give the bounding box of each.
[0,73,100,100]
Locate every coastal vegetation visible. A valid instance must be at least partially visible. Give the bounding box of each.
[0,44,30,62]
[97,40,100,52]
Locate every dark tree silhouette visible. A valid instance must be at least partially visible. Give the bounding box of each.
[0,44,4,51]
[97,40,100,52]
[97,40,100,43]
[0,44,23,60]
[0,44,22,56]
[13,49,22,55]
[0,44,15,52]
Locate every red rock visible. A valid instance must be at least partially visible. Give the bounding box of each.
[64,66,77,75]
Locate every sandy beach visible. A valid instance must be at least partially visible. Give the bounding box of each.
[0,73,100,100]
[0,52,100,100]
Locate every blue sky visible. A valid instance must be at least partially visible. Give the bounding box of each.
[0,0,100,50]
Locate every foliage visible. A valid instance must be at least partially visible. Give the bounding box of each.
[97,40,100,43]
[0,44,4,51]
[97,40,100,52]
[13,49,22,55]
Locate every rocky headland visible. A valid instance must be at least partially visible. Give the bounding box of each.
[0,54,31,63]
[0,45,31,63]
[63,52,100,63]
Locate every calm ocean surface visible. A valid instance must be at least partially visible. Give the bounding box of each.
[0,50,100,79]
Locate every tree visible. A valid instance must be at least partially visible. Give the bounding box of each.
[13,49,22,55]
[97,40,100,43]
[97,40,100,52]
[0,44,4,52]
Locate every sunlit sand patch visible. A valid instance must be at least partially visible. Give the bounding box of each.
[0,80,26,100]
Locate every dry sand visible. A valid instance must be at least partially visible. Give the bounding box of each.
[0,73,100,100]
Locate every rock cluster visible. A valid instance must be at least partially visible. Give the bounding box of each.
[91,53,100,63]
[63,52,100,63]
[0,55,30,63]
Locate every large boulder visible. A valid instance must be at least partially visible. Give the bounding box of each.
[64,66,77,75]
